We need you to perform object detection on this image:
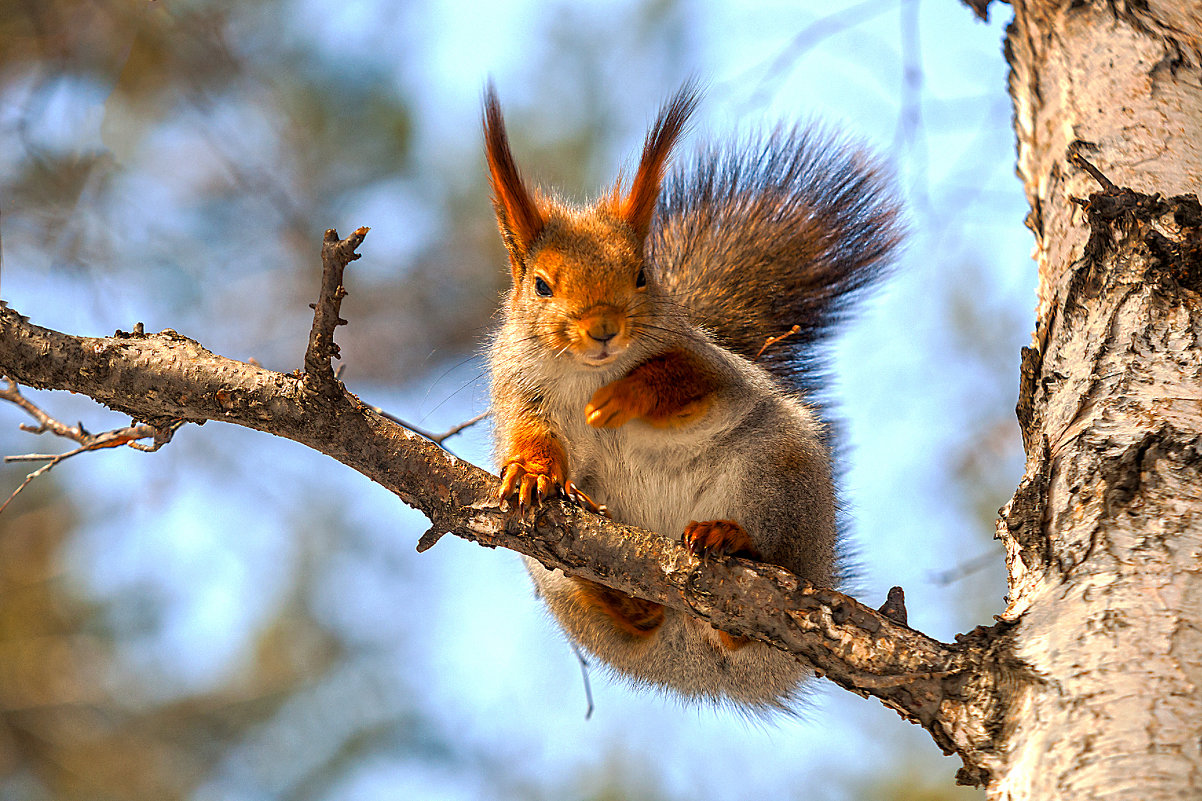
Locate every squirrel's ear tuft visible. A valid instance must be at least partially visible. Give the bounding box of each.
[483,83,545,270]
[619,84,700,242]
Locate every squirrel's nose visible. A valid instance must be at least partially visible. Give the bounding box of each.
[580,315,620,345]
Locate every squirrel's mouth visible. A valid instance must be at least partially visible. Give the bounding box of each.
[571,309,629,366]
[575,339,628,366]
[579,347,619,366]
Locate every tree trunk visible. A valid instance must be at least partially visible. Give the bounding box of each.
[996,1,1202,798]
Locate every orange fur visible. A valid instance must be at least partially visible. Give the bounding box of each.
[572,577,665,638]
[498,414,568,508]
[717,631,752,650]
[616,85,700,242]
[585,348,718,429]
[682,520,759,559]
[483,84,545,273]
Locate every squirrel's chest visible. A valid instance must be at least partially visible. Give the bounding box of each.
[552,409,740,537]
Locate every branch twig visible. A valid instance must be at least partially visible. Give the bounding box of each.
[375,408,491,446]
[753,324,802,362]
[0,377,181,513]
[1068,146,1117,193]
[304,227,369,396]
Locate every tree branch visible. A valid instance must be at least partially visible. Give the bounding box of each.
[304,226,368,396]
[0,230,1017,785]
[0,377,181,512]
[373,406,491,447]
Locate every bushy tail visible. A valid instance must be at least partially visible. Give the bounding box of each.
[651,126,903,393]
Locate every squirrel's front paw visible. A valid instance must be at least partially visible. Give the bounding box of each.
[683,520,760,559]
[585,380,651,428]
[499,457,566,512]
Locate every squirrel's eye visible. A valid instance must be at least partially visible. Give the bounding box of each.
[534,277,553,297]
[635,267,647,288]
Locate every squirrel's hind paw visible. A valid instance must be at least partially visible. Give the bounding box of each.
[565,481,610,517]
[683,520,760,559]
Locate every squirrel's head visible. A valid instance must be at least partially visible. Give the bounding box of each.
[483,83,698,367]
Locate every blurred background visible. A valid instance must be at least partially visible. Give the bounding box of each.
[0,1,1030,799]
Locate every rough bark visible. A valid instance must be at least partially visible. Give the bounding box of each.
[998,1,1202,798]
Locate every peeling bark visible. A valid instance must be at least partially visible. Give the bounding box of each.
[999,1,1202,798]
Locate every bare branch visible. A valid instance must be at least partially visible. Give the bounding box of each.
[0,298,1016,780]
[960,0,995,22]
[1067,145,1118,193]
[929,551,999,587]
[735,0,894,112]
[304,227,369,396]
[376,407,492,446]
[567,641,596,720]
[1,376,92,442]
[0,376,181,512]
[0,228,1020,782]
[0,457,57,514]
[427,409,491,444]
[877,585,908,625]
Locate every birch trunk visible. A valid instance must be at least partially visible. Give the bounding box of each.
[996,1,1202,798]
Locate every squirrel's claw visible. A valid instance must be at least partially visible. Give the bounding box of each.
[518,473,536,511]
[682,520,759,559]
[565,480,610,518]
[584,400,629,428]
[499,463,523,508]
[502,454,576,512]
[498,460,609,518]
[499,457,566,514]
[536,474,557,505]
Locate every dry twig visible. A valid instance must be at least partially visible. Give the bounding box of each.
[753,324,802,362]
[376,408,491,447]
[0,231,1017,783]
[0,377,181,513]
[304,226,369,396]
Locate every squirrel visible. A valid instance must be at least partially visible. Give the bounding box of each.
[483,83,902,713]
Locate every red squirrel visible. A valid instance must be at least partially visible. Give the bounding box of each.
[485,84,901,711]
